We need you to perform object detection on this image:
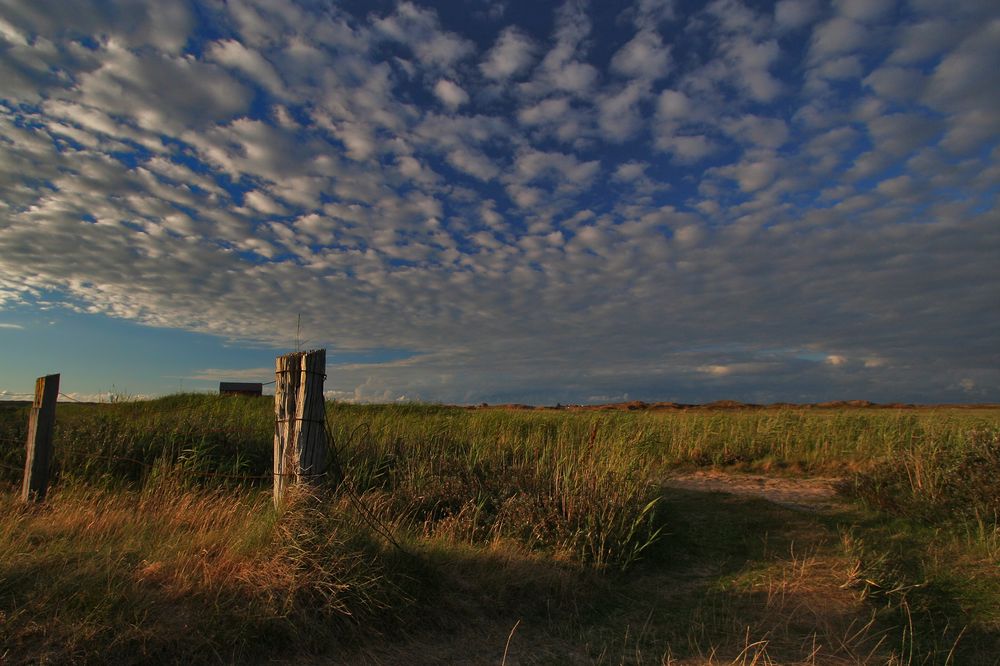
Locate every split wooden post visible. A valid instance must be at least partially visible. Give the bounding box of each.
[21,373,60,503]
[273,349,327,507]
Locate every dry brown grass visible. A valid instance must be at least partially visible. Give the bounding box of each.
[0,483,407,664]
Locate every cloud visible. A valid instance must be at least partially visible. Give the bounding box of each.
[922,18,1000,153]
[809,17,869,62]
[722,115,789,149]
[728,39,783,102]
[480,26,537,79]
[0,323,25,330]
[775,0,820,31]
[207,38,287,96]
[373,2,474,68]
[188,367,272,382]
[610,29,671,81]
[434,78,470,109]
[612,161,647,182]
[519,0,599,98]
[697,362,774,377]
[629,0,676,29]
[508,148,600,193]
[864,66,925,102]
[0,0,996,405]
[75,40,253,133]
[834,0,895,23]
[446,148,499,180]
[888,18,961,64]
[597,82,647,142]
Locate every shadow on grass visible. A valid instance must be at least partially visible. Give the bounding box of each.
[5,484,995,665]
[351,488,896,665]
[571,487,892,665]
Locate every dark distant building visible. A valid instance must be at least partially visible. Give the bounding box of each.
[219,382,263,397]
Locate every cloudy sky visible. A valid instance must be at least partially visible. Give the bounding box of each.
[1,0,998,404]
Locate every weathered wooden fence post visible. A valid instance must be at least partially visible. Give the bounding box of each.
[21,373,60,503]
[274,349,327,507]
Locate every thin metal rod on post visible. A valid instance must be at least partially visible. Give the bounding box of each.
[22,373,60,503]
[273,349,327,508]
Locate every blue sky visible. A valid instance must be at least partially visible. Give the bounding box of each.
[1,0,998,404]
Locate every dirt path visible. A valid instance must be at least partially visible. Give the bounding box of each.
[661,470,846,513]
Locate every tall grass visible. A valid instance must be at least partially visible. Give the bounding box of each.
[1,397,998,663]
[846,428,1000,524]
[2,397,998,569]
[4,397,997,484]
[0,482,408,663]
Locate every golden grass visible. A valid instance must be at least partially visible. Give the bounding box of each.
[0,483,406,664]
[1,399,998,663]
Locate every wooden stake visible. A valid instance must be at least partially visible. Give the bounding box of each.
[274,349,327,507]
[21,373,59,503]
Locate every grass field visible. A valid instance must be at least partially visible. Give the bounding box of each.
[1,396,998,664]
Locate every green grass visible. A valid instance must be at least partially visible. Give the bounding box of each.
[1,396,998,663]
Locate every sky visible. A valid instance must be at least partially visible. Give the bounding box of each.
[0,0,998,405]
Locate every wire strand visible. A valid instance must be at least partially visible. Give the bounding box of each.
[323,413,407,555]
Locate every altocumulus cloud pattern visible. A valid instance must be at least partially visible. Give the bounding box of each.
[0,0,998,404]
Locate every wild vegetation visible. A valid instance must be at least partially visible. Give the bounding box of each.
[1,396,998,664]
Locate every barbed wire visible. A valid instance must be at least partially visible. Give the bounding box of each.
[322,414,406,554]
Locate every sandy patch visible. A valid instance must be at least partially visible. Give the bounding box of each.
[661,470,845,513]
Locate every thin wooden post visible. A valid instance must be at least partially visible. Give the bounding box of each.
[274,349,327,507]
[21,373,59,503]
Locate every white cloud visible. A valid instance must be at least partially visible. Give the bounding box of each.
[630,0,676,29]
[520,0,599,98]
[446,148,499,180]
[243,190,289,216]
[207,39,287,96]
[597,82,646,142]
[373,2,474,68]
[810,17,869,62]
[775,0,820,31]
[812,55,864,82]
[613,161,648,182]
[480,26,536,79]
[725,156,779,192]
[723,37,783,102]
[723,115,789,149]
[889,18,961,64]
[864,66,925,102]
[653,88,718,161]
[75,40,253,133]
[509,148,600,192]
[834,0,896,23]
[610,29,671,81]
[656,134,716,163]
[517,97,571,126]
[0,0,996,405]
[434,79,470,109]
[696,363,772,376]
[0,323,25,330]
[922,19,1000,154]
[657,89,693,120]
